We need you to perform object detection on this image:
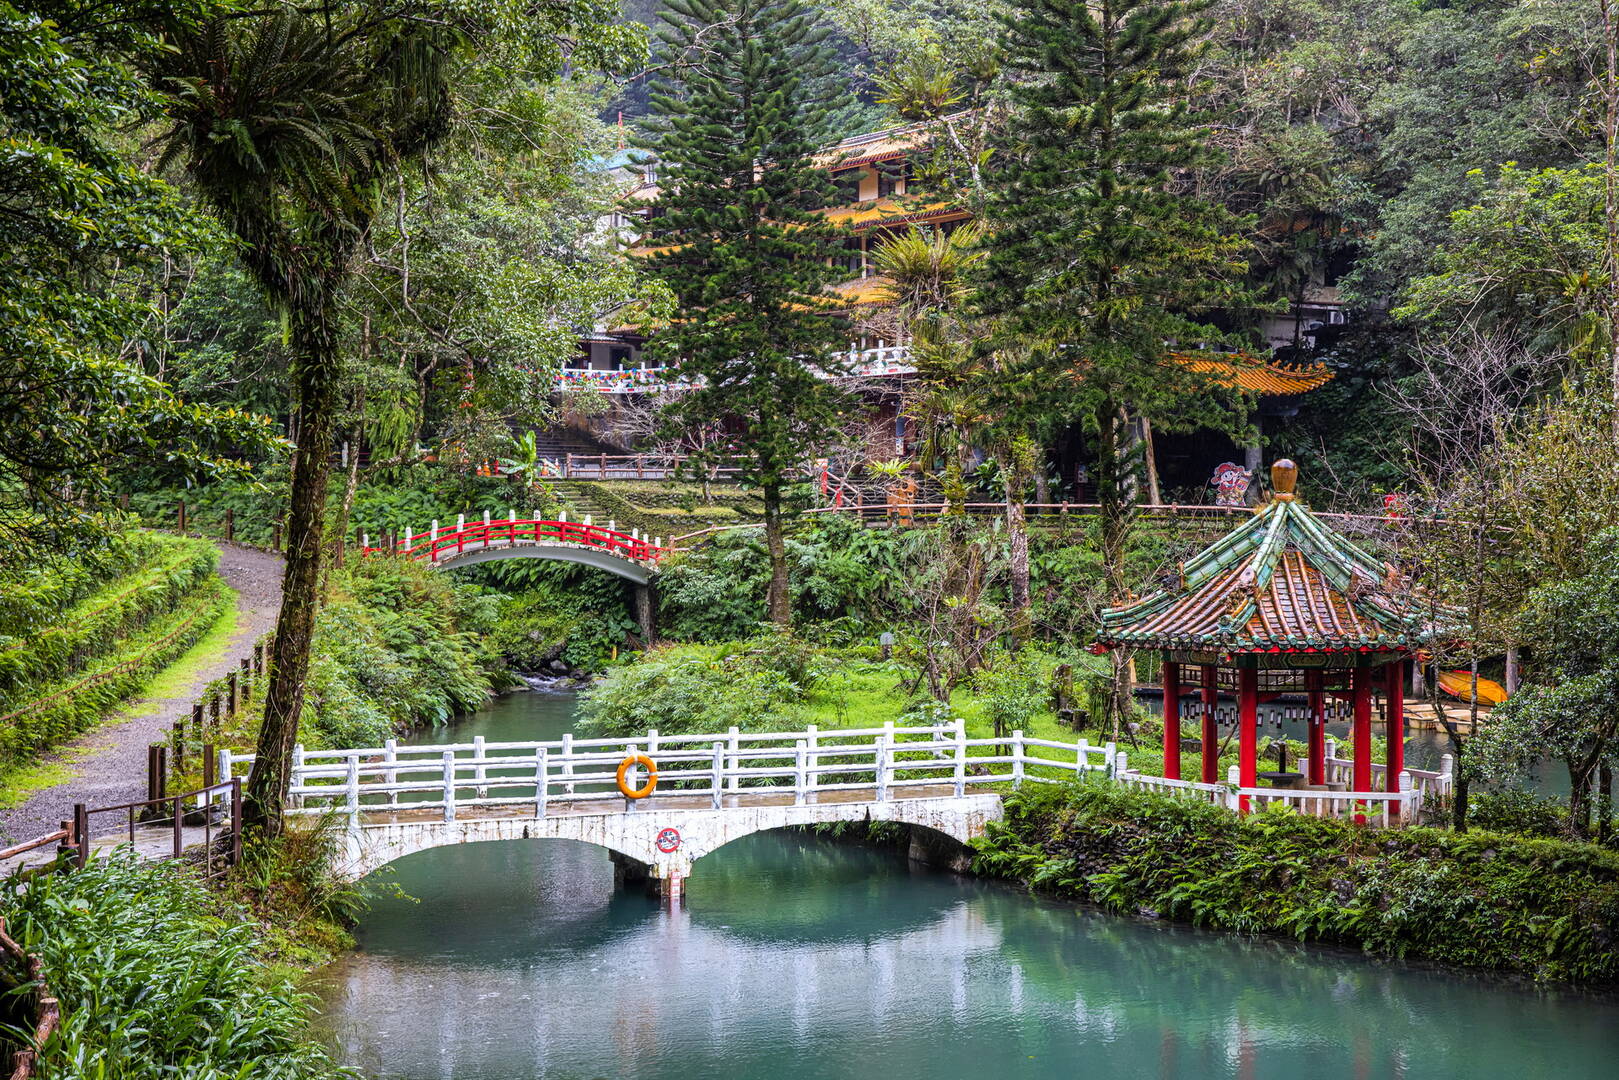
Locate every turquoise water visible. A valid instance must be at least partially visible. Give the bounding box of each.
[316,691,1619,1079]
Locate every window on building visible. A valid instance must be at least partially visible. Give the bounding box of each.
[609,347,633,371]
[830,168,863,203]
[876,158,908,199]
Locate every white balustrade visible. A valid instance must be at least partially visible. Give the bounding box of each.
[231,722,1421,830]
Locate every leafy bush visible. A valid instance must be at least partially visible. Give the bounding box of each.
[0,853,345,1078]
[578,634,816,738]
[479,562,641,672]
[0,530,156,639]
[0,575,231,770]
[301,556,501,747]
[0,534,218,706]
[1467,788,1570,839]
[975,781,1619,984]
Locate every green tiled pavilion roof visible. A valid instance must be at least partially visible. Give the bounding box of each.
[1098,466,1440,654]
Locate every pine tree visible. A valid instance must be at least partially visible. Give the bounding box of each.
[643,0,853,626]
[977,0,1256,674]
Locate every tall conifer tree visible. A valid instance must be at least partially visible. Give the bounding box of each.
[978,0,1255,698]
[643,0,852,627]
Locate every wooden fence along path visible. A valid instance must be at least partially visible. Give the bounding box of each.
[219,723,1448,828]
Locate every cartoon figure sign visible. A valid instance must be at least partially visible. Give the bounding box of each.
[655,827,682,854]
[1209,462,1253,507]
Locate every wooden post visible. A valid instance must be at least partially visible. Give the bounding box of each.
[1238,666,1258,813]
[177,500,187,534]
[1385,660,1405,816]
[172,721,185,774]
[230,779,242,866]
[272,516,283,551]
[210,690,221,733]
[227,671,239,716]
[223,508,234,542]
[1306,669,1326,786]
[1161,660,1181,780]
[1352,664,1373,824]
[240,657,251,702]
[203,743,216,790]
[1200,664,1218,784]
[73,804,89,868]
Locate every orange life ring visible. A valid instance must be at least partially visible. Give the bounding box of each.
[616,754,658,799]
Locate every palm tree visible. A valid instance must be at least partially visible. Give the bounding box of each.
[151,7,457,835]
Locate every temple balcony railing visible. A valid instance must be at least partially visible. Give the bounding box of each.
[554,344,916,394]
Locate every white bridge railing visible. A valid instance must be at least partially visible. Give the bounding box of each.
[221,723,1113,822]
[219,725,1450,827]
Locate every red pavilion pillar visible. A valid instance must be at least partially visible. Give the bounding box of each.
[1238,666,1259,813]
[1200,665,1219,784]
[1305,669,1326,786]
[1385,659,1405,819]
[1162,660,1181,780]
[1351,664,1373,824]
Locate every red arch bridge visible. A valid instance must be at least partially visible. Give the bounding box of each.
[361,515,671,585]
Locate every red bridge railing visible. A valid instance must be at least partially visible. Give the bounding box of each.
[361,518,672,565]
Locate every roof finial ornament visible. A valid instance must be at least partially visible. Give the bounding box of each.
[1271,458,1298,502]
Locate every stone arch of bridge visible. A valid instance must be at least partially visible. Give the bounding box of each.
[335,796,997,890]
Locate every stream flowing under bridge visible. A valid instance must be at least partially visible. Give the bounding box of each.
[216,723,1448,902]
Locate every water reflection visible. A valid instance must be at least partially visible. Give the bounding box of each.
[320,832,1619,1080]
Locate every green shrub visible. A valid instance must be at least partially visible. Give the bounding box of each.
[0,853,346,1078]
[578,635,814,738]
[0,534,218,706]
[301,556,501,747]
[975,781,1619,984]
[0,530,156,639]
[0,575,231,770]
[1467,788,1570,839]
[480,563,641,672]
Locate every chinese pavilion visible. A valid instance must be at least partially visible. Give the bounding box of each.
[1095,460,1443,813]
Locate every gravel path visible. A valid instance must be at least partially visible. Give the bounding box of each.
[0,543,284,844]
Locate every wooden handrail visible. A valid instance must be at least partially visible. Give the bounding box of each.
[0,918,59,1080]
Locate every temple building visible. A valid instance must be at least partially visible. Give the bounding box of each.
[562,121,1337,493]
[1095,461,1449,816]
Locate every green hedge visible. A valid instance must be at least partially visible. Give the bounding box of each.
[0,530,156,639]
[0,534,218,707]
[973,781,1619,984]
[0,575,232,770]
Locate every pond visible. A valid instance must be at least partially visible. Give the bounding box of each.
[316,690,1619,1079]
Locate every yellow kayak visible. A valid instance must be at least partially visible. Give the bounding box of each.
[1437,670,1508,706]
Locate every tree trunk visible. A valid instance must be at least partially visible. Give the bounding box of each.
[1004,472,1030,646]
[762,481,791,627]
[1095,400,1133,732]
[243,301,342,837]
[1452,772,1470,833]
[1599,764,1613,845]
[1569,761,1592,839]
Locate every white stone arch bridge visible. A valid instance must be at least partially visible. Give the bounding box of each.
[222,724,1116,901]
